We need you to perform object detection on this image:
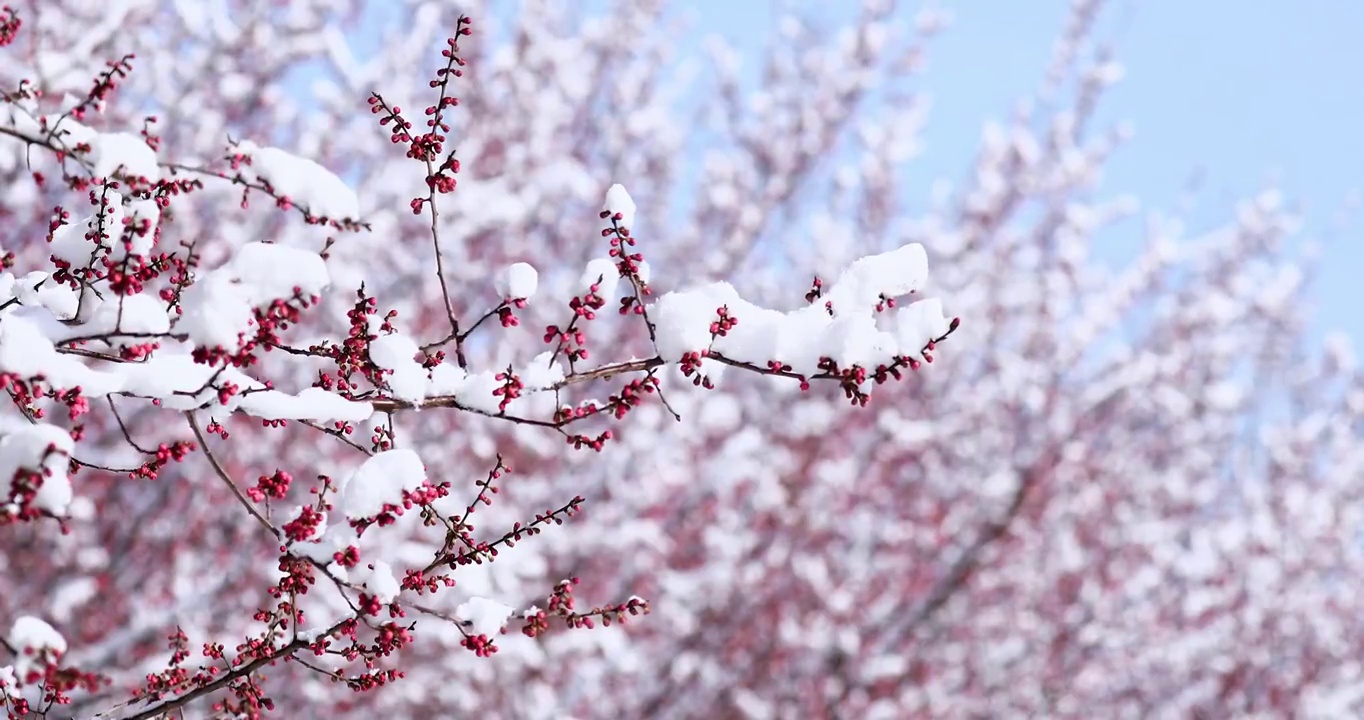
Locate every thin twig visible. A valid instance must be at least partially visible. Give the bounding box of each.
[185,412,278,539]
[297,419,373,456]
[115,618,351,720]
[108,396,156,454]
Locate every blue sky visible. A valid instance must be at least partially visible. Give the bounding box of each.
[689,1,1364,346]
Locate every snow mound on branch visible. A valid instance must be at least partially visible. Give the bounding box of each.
[603,183,637,229]
[650,242,950,376]
[2,109,158,181]
[88,132,160,181]
[178,242,329,351]
[821,242,929,314]
[49,199,122,260]
[4,616,66,680]
[495,262,539,300]
[3,616,67,700]
[231,243,330,305]
[0,272,79,320]
[456,596,516,636]
[0,424,75,518]
[234,141,361,221]
[114,352,367,422]
[115,353,235,403]
[0,315,124,395]
[339,449,427,520]
[45,192,160,264]
[580,257,620,297]
[176,273,254,350]
[369,333,427,403]
[356,560,401,604]
[895,298,951,354]
[425,351,565,415]
[81,294,172,337]
[236,387,375,424]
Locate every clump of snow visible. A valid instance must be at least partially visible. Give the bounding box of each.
[81,294,172,337]
[237,387,375,423]
[339,449,427,520]
[291,522,359,567]
[427,362,468,397]
[176,272,254,350]
[821,242,929,315]
[602,183,637,230]
[125,198,162,251]
[234,140,361,221]
[423,352,564,415]
[46,192,159,265]
[580,258,620,297]
[10,272,45,307]
[4,616,67,694]
[368,333,427,402]
[769,305,842,375]
[0,665,16,700]
[116,352,224,402]
[3,271,80,320]
[357,560,401,604]
[49,199,126,266]
[5,616,66,664]
[0,424,75,517]
[894,298,951,353]
[456,596,515,635]
[519,352,566,391]
[648,243,950,376]
[177,243,331,351]
[230,243,330,305]
[651,282,740,361]
[0,315,124,396]
[4,108,158,182]
[89,132,160,181]
[457,370,517,415]
[495,262,539,300]
[823,313,898,369]
[117,354,333,418]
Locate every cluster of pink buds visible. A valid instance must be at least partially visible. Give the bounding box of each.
[130,440,195,481]
[521,578,651,637]
[0,5,20,46]
[679,350,713,389]
[492,368,523,412]
[248,469,292,502]
[497,298,525,328]
[710,305,737,339]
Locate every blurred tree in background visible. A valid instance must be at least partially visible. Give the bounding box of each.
[2,0,1361,717]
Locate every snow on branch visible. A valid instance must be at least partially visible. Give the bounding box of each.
[0,9,956,718]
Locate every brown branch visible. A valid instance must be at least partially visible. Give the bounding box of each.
[369,355,664,414]
[297,419,373,456]
[163,162,369,231]
[108,396,156,455]
[368,319,958,417]
[54,346,132,362]
[185,411,279,539]
[116,618,351,720]
[420,154,461,353]
[408,602,474,636]
[434,495,584,570]
[0,123,370,231]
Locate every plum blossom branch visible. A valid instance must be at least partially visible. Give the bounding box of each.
[185,412,279,539]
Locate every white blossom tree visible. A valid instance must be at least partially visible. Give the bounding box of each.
[1,1,1361,719]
